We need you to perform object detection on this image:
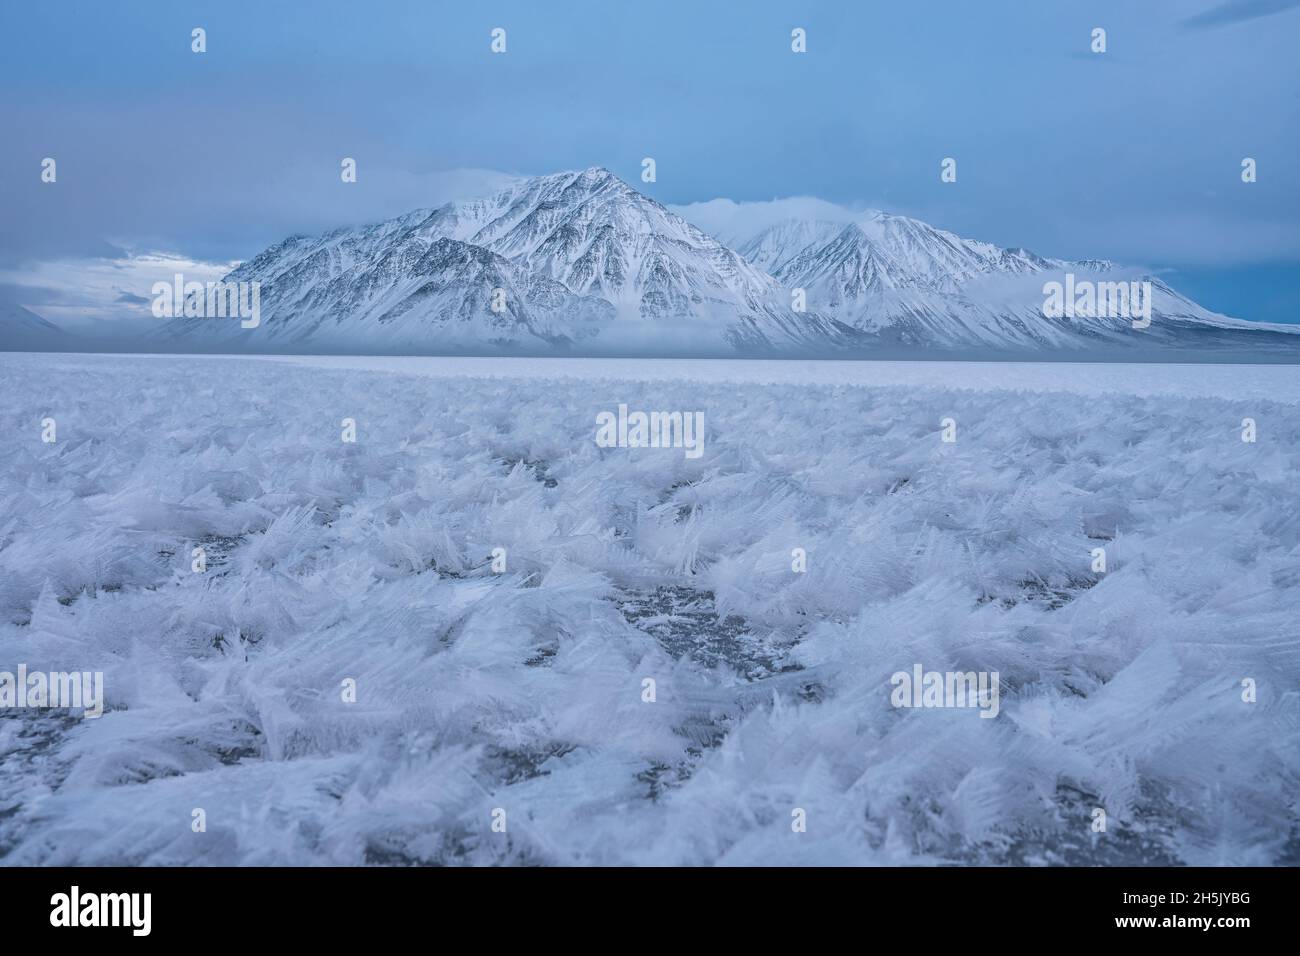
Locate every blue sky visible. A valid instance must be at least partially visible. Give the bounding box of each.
[2,0,1298,326]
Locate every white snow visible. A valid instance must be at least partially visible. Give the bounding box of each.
[250,354,1300,403]
[1,352,1296,865]
[152,167,1296,355]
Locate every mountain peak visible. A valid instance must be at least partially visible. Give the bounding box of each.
[166,166,1288,356]
[0,301,66,351]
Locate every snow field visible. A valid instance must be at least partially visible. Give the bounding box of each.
[0,353,1296,864]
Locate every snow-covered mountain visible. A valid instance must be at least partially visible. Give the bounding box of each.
[161,215,615,350]
[159,168,1297,355]
[0,301,66,351]
[452,169,776,315]
[735,211,1298,350]
[160,168,852,353]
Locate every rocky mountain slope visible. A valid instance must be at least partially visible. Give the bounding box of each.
[154,168,1297,355]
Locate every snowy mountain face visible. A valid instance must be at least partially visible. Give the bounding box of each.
[737,212,1298,350]
[434,168,855,350]
[161,213,615,350]
[159,168,1295,355]
[734,219,849,275]
[0,301,65,351]
[160,168,850,353]
[451,169,774,313]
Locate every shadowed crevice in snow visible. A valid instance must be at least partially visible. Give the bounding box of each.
[363,830,543,867]
[211,626,264,658]
[995,785,1183,866]
[0,711,83,857]
[977,576,1099,611]
[190,718,266,767]
[601,579,823,804]
[362,829,473,867]
[481,742,577,784]
[190,533,247,573]
[854,783,1184,867]
[497,456,558,488]
[615,584,801,679]
[614,584,822,801]
[0,711,82,763]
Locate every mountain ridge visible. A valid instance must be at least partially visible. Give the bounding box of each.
[0,301,67,351]
[137,166,1300,356]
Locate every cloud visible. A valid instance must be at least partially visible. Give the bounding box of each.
[1182,0,1300,30]
[0,94,520,269]
[670,196,871,246]
[672,193,1300,270]
[0,251,238,330]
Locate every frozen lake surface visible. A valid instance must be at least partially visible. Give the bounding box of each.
[1,352,1296,864]
[252,353,1300,402]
